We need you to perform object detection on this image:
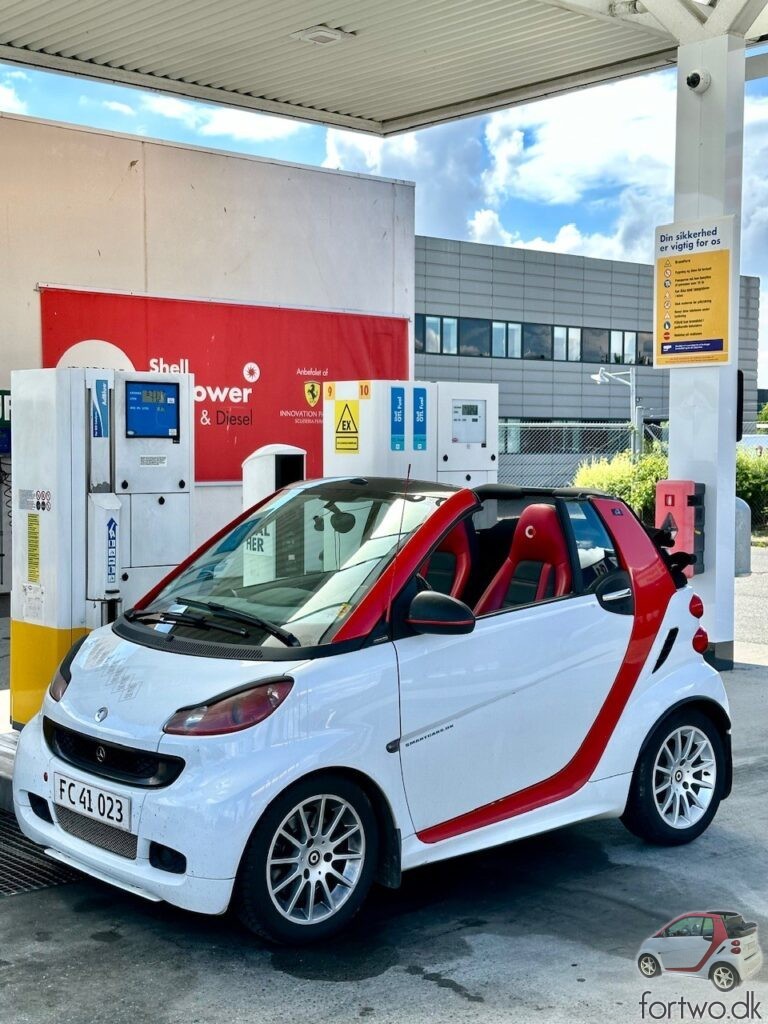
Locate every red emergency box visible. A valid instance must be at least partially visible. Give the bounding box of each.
[655,479,705,577]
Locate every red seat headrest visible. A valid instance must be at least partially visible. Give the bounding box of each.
[475,504,572,615]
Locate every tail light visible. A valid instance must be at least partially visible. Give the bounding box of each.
[731,941,741,953]
[692,628,709,654]
[689,594,704,619]
[163,678,293,736]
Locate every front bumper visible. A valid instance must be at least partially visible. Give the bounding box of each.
[13,713,242,915]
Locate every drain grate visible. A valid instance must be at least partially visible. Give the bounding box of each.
[0,809,81,896]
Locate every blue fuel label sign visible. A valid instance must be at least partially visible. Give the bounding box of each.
[413,388,427,451]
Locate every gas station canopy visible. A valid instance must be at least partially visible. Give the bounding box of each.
[0,0,766,136]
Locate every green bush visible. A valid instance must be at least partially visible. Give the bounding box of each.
[736,447,768,528]
[573,445,768,528]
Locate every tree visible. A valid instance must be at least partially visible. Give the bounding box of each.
[758,402,768,424]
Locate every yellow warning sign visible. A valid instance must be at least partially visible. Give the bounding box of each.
[27,513,40,584]
[334,399,359,454]
[654,217,733,367]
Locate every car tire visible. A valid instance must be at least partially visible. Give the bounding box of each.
[638,953,661,978]
[709,962,740,992]
[234,773,379,945]
[621,707,725,846]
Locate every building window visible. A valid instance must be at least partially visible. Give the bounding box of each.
[442,317,458,354]
[637,332,653,365]
[553,326,567,361]
[582,327,609,363]
[522,323,552,360]
[624,331,637,364]
[568,327,581,361]
[492,321,507,357]
[459,318,491,357]
[610,330,623,364]
[425,315,441,354]
[417,313,654,367]
[508,322,522,358]
[415,314,425,353]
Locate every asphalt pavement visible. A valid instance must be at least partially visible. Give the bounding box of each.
[1,564,767,1024]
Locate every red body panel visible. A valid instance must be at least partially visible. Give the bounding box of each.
[332,490,480,643]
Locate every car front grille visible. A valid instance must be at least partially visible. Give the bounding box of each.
[54,805,138,860]
[43,718,184,788]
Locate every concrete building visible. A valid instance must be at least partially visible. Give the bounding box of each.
[414,234,760,438]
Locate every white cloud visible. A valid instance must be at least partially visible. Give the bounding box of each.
[0,81,27,114]
[103,100,136,117]
[141,95,304,141]
[482,74,676,207]
[323,120,487,238]
[467,209,515,246]
[6,69,29,80]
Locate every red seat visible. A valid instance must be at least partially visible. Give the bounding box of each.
[474,504,572,615]
[420,522,473,599]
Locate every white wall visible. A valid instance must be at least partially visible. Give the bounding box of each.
[0,113,415,542]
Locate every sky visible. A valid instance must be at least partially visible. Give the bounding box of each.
[1,59,767,385]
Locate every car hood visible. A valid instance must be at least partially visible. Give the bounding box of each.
[48,626,306,749]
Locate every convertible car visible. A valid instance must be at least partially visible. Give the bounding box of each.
[14,478,731,943]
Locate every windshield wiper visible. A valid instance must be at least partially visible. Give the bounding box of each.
[169,596,301,648]
[124,608,247,638]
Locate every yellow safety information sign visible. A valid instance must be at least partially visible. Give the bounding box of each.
[334,399,359,453]
[654,216,733,367]
[27,513,40,584]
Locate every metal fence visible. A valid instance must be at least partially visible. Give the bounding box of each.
[497,420,666,488]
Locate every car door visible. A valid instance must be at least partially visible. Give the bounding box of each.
[657,917,709,969]
[396,499,635,837]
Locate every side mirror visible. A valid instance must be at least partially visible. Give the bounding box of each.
[406,591,476,636]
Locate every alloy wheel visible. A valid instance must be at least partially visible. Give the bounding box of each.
[639,955,658,977]
[712,965,736,990]
[652,725,716,830]
[266,794,365,925]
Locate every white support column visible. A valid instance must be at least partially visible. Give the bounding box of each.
[668,34,745,666]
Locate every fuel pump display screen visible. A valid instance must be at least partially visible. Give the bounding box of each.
[452,399,487,444]
[125,381,180,438]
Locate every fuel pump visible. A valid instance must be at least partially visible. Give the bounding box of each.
[322,380,499,486]
[10,368,194,726]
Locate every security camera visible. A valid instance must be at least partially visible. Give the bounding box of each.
[686,70,711,94]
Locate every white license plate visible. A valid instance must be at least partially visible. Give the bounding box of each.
[54,773,131,832]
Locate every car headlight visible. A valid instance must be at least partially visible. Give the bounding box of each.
[49,636,88,702]
[163,678,294,736]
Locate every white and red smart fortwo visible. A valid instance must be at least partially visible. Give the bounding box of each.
[638,912,762,991]
[14,479,732,944]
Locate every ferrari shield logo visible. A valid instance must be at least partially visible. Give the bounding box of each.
[304,381,321,408]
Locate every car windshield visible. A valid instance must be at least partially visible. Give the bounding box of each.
[139,479,450,648]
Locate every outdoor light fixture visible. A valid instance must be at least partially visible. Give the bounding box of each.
[290,25,356,45]
[588,366,642,457]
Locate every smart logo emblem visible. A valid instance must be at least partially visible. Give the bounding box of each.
[106,517,118,587]
[95,707,109,723]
